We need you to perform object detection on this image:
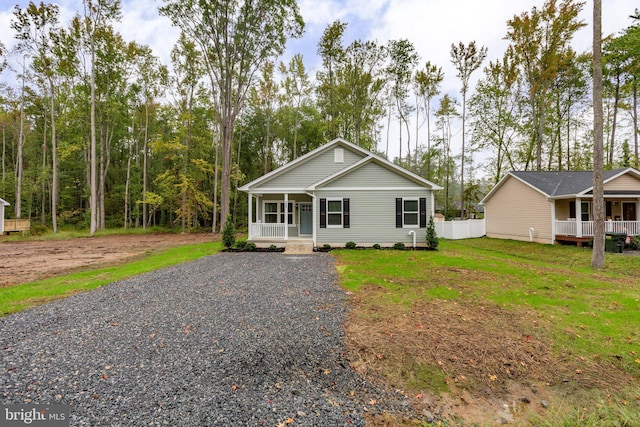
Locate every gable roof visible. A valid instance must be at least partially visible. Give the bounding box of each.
[481,168,640,204]
[0,198,9,207]
[239,138,442,192]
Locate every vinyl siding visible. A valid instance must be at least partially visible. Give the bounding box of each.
[605,173,640,191]
[485,176,553,244]
[555,200,571,220]
[258,147,365,189]
[315,189,433,246]
[321,161,422,188]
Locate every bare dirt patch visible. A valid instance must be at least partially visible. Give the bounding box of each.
[0,233,217,287]
[347,285,635,426]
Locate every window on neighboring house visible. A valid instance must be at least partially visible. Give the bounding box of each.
[320,198,350,228]
[569,201,591,221]
[396,197,427,228]
[264,201,295,225]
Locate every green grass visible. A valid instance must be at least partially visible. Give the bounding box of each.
[334,238,640,423]
[336,238,640,367]
[0,240,223,316]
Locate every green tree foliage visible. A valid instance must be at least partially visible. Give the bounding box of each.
[505,0,586,171]
[469,52,524,183]
[0,1,637,233]
[222,213,235,249]
[160,0,304,233]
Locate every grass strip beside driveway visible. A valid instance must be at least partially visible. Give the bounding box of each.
[0,241,223,316]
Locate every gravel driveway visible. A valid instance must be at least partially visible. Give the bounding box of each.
[1,253,408,426]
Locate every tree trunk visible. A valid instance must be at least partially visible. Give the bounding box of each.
[460,91,466,219]
[592,0,605,269]
[219,119,232,233]
[426,98,431,178]
[41,121,47,226]
[143,102,149,230]
[90,38,98,235]
[49,78,58,233]
[634,81,638,167]
[16,58,25,219]
[212,124,219,233]
[609,75,620,167]
[2,124,5,196]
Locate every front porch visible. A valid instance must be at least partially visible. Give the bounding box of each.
[247,192,314,243]
[553,196,639,243]
[555,220,640,238]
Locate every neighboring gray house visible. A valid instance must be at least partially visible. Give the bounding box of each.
[239,138,442,249]
[0,198,9,234]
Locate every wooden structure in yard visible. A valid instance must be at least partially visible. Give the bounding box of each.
[3,218,31,234]
[1,198,31,234]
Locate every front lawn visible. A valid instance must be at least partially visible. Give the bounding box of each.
[335,238,640,425]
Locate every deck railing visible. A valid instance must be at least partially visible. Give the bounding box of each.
[555,220,640,237]
[249,222,286,239]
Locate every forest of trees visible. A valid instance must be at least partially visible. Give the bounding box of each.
[0,0,638,232]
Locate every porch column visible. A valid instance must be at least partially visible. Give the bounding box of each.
[550,199,556,244]
[248,193,253,239]
[284,193,289,240]
[312,194,317,247]
[576,197,582,237]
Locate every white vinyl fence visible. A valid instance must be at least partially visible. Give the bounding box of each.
[435,219,486,240]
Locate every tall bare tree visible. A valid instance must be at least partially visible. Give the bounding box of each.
[12,1,61,232]
[160,0,303,232]
[387,39,419,166]
[592,0,605,268]
[451,41,486,218]
[414,61,444,177]
[77,0,121,235]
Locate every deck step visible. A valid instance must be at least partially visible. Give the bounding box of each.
[284,241,314,255]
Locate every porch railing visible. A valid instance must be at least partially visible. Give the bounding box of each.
[555,220,640,237]
[249,222,286,240]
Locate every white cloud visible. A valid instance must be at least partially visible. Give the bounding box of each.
[117,0,180,66]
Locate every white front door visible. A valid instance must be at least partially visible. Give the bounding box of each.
[299,203,312,235]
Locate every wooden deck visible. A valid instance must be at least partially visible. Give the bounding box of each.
[555,235,592,247]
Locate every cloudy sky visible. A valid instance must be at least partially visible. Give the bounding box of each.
[1,0,635,92]
[0,0,636,161]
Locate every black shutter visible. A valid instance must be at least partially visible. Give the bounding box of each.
[343,198,350,228]
[419,197,427,228]
[396,198,403,228]
[320,198,327,228]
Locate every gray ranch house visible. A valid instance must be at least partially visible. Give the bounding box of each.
[239,138,442,249]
